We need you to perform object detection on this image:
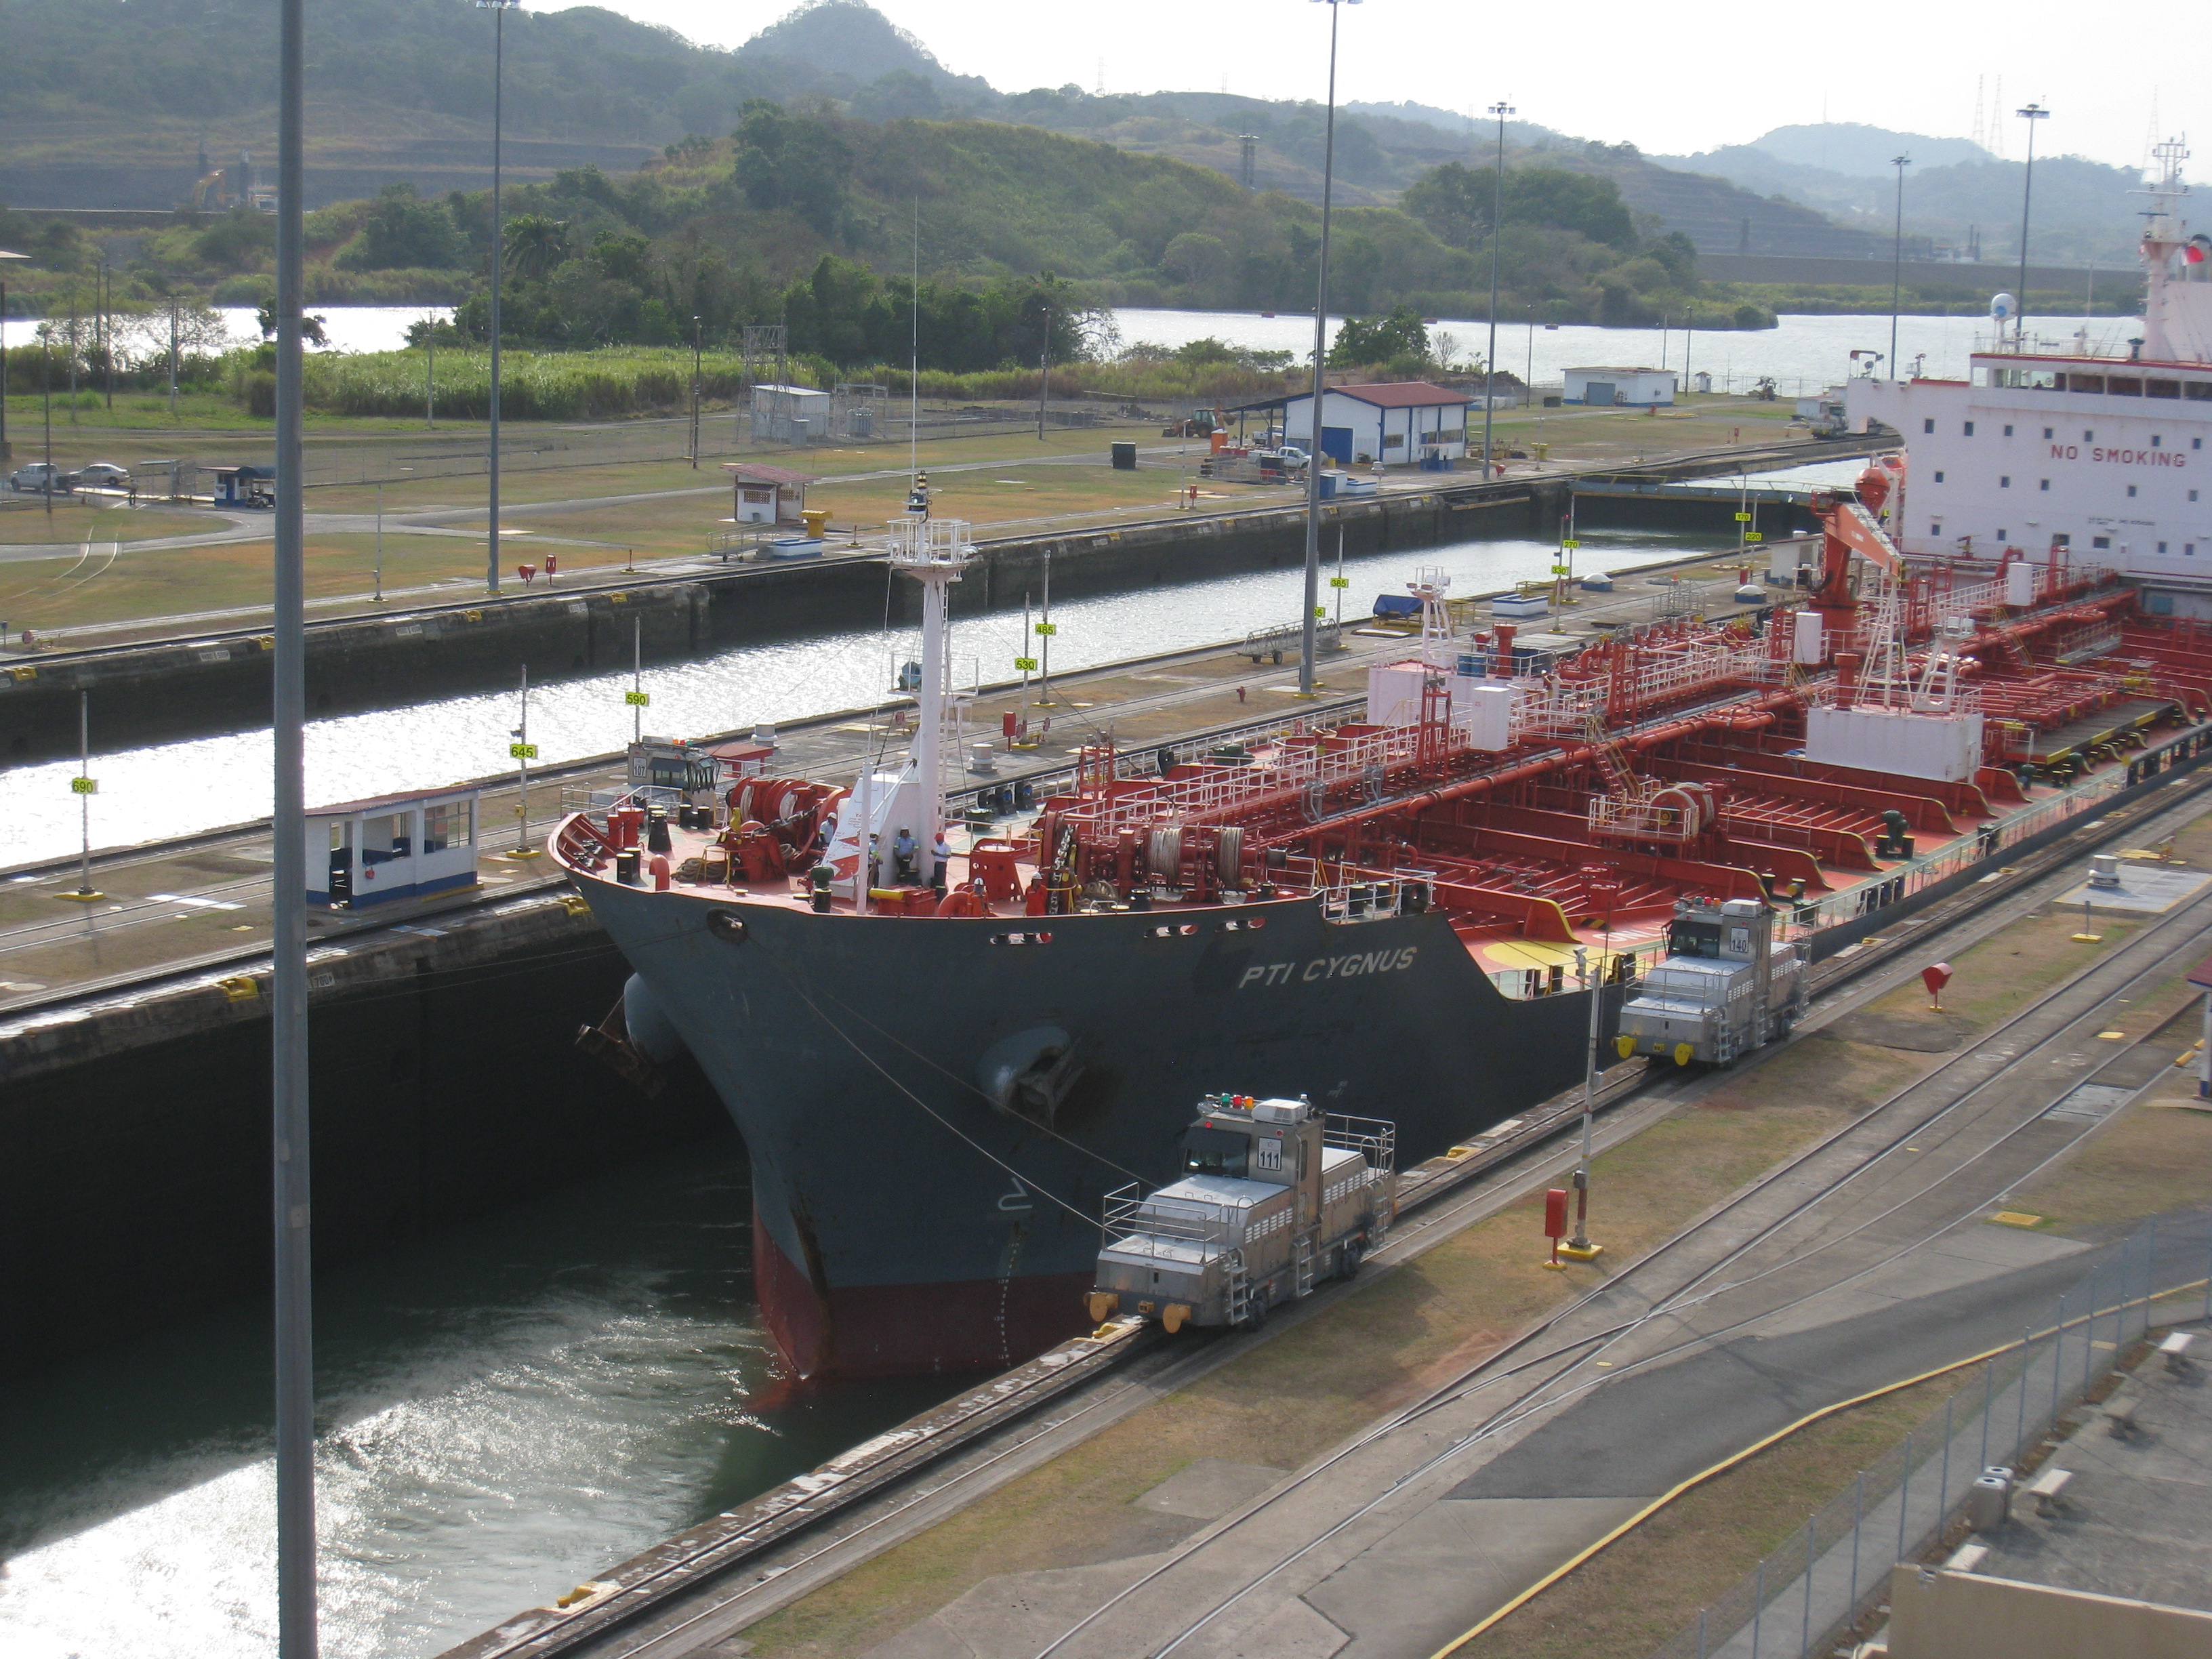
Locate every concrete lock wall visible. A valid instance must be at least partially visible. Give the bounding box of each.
[0,900,728,1381]
[0,483,1556,762]
[1887,1565,2212,1659]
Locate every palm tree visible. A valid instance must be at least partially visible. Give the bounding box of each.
[503,216,572,283]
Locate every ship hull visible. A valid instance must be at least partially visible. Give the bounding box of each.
[578,880,1608,1376]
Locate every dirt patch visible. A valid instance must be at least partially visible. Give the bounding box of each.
[1822,1010,1974,1052]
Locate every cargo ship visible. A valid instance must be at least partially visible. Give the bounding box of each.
[556,165,2212,1377]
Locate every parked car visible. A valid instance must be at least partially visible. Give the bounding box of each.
[76,462,131,489]
[7,462,76,493]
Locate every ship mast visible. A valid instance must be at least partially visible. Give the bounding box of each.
[888,516,973,859]
[2139,137,2191,363]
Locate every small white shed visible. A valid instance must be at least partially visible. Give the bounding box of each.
[750,383,832,445]
[307,786,480,909]
[723,462,818,525]
[1564,367,1677,407]
[1275,382,1473,466]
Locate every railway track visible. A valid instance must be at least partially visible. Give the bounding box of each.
[1055,830,2212,1658]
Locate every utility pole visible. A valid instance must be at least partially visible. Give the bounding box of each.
[1033,551,1056,707]
[168,295,180,419]
[99,256,112,411]
[1,275,9,459]
[42,337,52,518]
[1035,294,1050,441]
[1889,154,1912,375]
[689,314,702,468]
[63,693,100,901]
[426,310,436,428]
[1481,99,1513,480]
[480,0,518,594]
[2015,104,2049,344]
[630,617,644,743]
[1561,945,1603,1261]
[373,482,384,603]
[271,0,318,1641]
[1299,0,1353,699]
[509,664,537,855]
[909,199,920,482]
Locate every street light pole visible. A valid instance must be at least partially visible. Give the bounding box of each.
[373,481,384,602]
[272,0,317,1642]
[1561,945,1603,1261]
[1299,0,1358,699]
[2015,104,2049,344]
[480,0,518,595]
[689,314,702,468]
[1889,153,1911,376]
[1036,295,1051,441]
[1481,99,1513,480]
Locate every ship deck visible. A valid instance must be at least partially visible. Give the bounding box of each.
[555,607,2212,1000]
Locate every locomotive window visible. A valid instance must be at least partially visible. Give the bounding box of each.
[1182,1126,1250,1179]
[1668,921,1723,958]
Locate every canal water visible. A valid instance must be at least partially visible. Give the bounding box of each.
[0,1131,966,1659]
[7,517,1828,866]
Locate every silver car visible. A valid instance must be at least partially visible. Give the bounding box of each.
[7,462,75,493]
[76,462,131,490]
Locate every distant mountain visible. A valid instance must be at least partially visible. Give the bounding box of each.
[0,0,1898,268]
[1652,123,2150,265]
[735,0,995,101]
[1735,123,1993,178]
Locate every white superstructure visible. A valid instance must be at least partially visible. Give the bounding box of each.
[1845,140,2212,605]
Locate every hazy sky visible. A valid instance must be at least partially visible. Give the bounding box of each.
[530,0,2207,176]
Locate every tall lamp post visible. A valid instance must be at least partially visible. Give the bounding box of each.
[689,314,702,468]
[1299,0,1359,699]
[2015,104,2049,344]
[480,0,518,594]
[1888,153,1911,375]
[272,0,316,1646]
[1481,100,1514,480]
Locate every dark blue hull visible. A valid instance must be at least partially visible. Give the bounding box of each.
[578,881,1605,1375]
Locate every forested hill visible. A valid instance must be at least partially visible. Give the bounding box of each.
[0,0,880,136]
[0,0,1869,265]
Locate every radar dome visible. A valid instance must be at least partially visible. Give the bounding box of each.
[1990,292,2017,321]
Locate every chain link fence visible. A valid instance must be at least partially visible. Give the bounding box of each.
[1648,1215,2211,1659]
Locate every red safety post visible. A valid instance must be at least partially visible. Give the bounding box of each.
[1921,960,1954,1011]
[1542,1186,1569,1270]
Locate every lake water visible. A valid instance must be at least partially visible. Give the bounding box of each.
[3,305,2130,398]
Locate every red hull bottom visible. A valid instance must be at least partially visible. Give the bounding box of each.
[753,1210,1094,1377]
